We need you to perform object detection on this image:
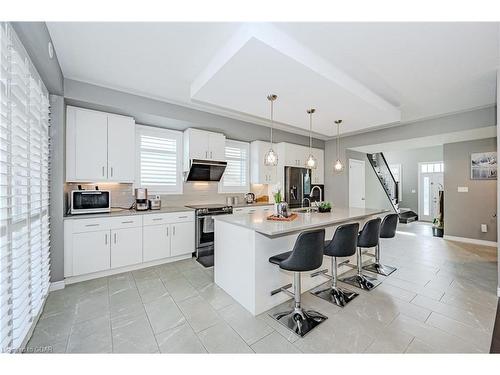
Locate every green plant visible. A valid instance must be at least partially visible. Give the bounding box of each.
[273,189,282,204]
[319,202,331,210]
[433,217,443,229]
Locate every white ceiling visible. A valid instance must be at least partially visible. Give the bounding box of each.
[47,22,499,138]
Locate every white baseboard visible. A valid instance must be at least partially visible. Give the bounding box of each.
[443,235,497,247]
[49,280,65,291]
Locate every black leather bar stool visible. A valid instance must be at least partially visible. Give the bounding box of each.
[311,223,360,307]
[340,217,382,291]
[269,229,328,337]
[363,213,398,276]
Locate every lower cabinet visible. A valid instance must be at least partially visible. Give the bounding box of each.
[72,230,111,276]
[111,226,143,268]
[171,222,195,257]
[143,224,171,262]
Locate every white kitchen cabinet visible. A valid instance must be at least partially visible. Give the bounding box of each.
[250,141,277,184]
[208,132,226,161]
[143,224,171,262]
[171,222,195,257]
[183,128,226,169]
[66,106,135,182]
[107,114,136,182]
[111,226,143,268]
[232,205,274,215]
[283,143,309,167]
[72,230,111,276]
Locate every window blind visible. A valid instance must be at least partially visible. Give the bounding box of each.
[135,125,183,194]
[0,23,51,353]
[220,140,249,193]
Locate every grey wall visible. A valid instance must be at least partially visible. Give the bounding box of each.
[11,22,64,95]
[384,146,444,212]
[443,138,497,242]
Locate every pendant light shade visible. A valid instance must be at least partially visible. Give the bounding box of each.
[333,120,344,173]
[305,108,317,169]
[264,94,279,166]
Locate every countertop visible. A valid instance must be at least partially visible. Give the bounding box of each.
[213,207,389,236]
[64,206,194,220]
[232,202,273,208]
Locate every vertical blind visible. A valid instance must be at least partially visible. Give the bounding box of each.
[135,125,183,194]
[0,23,51,352]
[220,140,249,193]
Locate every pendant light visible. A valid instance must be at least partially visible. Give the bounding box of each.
[305,108,317,169]
[264,94,278,166]
[333,119,344,173]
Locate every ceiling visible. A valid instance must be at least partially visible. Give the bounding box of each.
[47,22,499,138]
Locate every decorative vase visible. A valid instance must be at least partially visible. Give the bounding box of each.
[318,207,331,213]
[432,226,444,237]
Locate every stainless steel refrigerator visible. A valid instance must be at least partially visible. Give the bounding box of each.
[284,167,312,209]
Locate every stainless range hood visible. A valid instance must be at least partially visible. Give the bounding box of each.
[185,159,227,182]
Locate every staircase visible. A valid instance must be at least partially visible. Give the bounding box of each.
[367,153,400,213]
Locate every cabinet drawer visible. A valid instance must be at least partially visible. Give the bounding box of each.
[72,217,112,233]
[143,211,194,226]
[109,215,143,230]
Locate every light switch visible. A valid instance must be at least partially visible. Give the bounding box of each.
[411,189,416,194]
[457,186,468,193]
[481,224,488,233]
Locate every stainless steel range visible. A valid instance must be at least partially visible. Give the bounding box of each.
[185,203,233,268]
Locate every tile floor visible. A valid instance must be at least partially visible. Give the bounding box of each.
[27,222,498,353]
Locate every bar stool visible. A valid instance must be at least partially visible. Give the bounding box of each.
[340,218,382,291]
[363,213,398,276]
[311,223,360,307]
[269,229,328,337]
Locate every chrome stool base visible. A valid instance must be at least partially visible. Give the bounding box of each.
[271,307,327,337]
[340,274,381,291]
[363,262,397,276]
[311,285,358,307]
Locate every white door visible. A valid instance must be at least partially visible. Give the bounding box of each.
[111,227,143,268]
[143,224,171,262]
[74,109,108,181]
[107,115,135,182]
[72,230,110,275]
[419,168,444,222]
[208,132,226,160]
[170,222,195,257]
[349,159,366,208]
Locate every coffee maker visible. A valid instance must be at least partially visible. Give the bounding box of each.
[135,188,149,211]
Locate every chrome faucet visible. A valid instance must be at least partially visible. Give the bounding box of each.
[301,197,311,208]
[310,185,323,204]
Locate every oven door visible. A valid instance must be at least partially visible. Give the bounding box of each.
[196,215,215,250]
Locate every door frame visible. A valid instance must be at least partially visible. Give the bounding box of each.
[349,158,366,208]
[417,161,444,222]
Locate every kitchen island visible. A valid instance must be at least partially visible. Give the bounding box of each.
[214,207,388,315]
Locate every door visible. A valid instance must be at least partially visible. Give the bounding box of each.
[143,224,171,262]
[72,230,110,275]
[107,115,135,182]
[111,227,142,268]
[208,132,226,160]
[349,159,366,208]
[171,222,195,257]
[419,163,444,222]
[74,109,108,181]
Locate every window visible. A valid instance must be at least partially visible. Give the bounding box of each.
[421,162,443,173]
[219,140,249,193]
[0,23,51,352]
[135,125,183,194]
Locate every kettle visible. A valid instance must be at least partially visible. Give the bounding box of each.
[245,193,255,204]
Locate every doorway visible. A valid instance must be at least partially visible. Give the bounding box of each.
[349,159,366,208]
[418,162,444,222]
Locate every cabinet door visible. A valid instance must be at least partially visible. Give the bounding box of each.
[208,132,226,160]
[170,222,195,257]
[143,224,171,262]
[108,115,135,182]
[74,109,108,181]
[187,129,209,160]
[111,227,142,268]
[72,230,110,276]
[311,148,324,184]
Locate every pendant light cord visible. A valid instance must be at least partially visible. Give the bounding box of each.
[309,111,312,152]
[336,122,340,159]
[270,99,274,145]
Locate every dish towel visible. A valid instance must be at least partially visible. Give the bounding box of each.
[203,216,214,233]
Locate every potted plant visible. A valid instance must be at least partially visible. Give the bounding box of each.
[272,183,287,216]
[432,217,444,237]
[318,202,332,213]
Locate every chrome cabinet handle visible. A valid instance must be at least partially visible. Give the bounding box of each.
[121,220,133,224]
[210,151,213,159]
[102,166,105,176]
[105,233,108,245]
[177,216,188,219]
[205,151,208,158]
[85,223,99,227]
[114,233,117,244]
[152,218,163,221]
[166,227,169,236]
[173,225,176,235]
[111,167,113,177]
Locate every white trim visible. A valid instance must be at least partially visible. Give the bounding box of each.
[64,254,192,285]
[49,280,66,292]
[497,286,500,297]
[218,139,250,194]
[443,235,497,247]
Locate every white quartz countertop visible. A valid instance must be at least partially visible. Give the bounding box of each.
[64,206,194,220]
[213,207,389,236]
[232,202,273,208]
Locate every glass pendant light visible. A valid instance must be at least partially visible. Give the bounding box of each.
[305,108,317,169]
[333,119,344,173]
[264,94,278,166]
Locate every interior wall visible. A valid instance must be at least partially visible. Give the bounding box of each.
[443,138,497,242]
[384,146,444,213]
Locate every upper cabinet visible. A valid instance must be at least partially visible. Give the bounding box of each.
[183,128,226,168]
[66,106,135,182]
[250,141,278,184]
[311,148,324,184]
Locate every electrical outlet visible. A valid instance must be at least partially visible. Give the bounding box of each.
[457,186,469,193]
[481,224,488,233]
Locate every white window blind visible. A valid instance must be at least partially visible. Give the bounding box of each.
[219,140,249,193]
[0,23,51,353]
[135,125,183,194]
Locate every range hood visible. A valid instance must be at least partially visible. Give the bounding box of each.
[185,159,227,182]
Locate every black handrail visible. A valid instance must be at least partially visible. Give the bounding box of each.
[366,153,399,213]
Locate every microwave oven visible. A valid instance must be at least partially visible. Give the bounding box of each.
[70,190,111,215]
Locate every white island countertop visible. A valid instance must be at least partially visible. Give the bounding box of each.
[214,206,389,236]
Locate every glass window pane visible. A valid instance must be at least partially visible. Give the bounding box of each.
[427,164,434,173]
[434,163,441,172]
[423,177,430,216]
[421,164,427,173]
